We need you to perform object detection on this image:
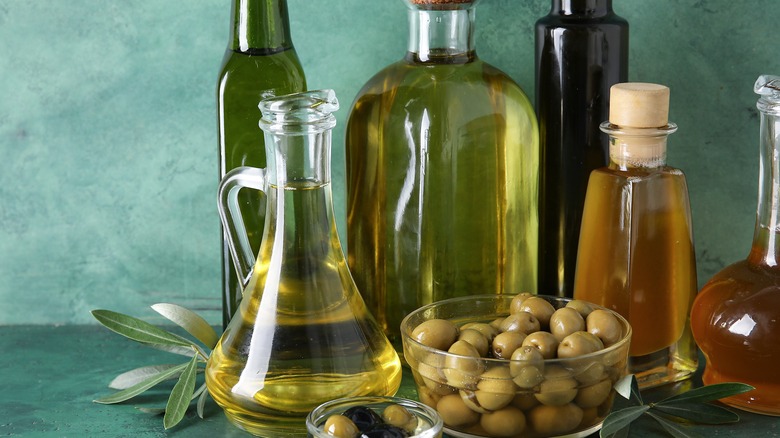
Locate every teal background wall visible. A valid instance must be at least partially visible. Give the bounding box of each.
[1,1,778,325]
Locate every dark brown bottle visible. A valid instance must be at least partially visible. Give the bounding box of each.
[535,0,628,297]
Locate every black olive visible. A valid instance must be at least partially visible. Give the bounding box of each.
[360,423,410,438]
[343,406,384,432]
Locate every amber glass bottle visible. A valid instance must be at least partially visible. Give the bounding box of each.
[574,83,698,388]
[535,0,628,297]
[691,75,780,415]
[346,0,539,348]
[217,0,306,326]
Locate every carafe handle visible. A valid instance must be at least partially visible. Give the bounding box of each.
[217,166,266,289]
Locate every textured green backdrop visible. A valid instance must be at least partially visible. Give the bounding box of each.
[1,1,777,325]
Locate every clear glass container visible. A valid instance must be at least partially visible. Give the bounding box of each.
[574,83,698,389]
[691,75,780,416]
[346,0,539,350]
[217,0,306,327]
[207,90,402,437]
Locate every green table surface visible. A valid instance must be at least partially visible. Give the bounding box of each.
[2,325,779,437]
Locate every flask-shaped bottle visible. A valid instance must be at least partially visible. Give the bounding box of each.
[574,83,698,388]
[535,0,628,297]
[218,0,306,327]
[207,90,402,437]
[691,75,780,415]
[346,0,539,348]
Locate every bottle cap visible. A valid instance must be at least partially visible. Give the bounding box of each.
[609,83,670,128]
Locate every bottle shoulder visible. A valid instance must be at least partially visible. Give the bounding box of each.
[218,48,306,92]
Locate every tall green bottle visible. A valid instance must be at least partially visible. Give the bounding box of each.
[217,0,306,327]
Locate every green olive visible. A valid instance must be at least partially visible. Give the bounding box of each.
[534,365,578,406]
[323,414,360,438]
[521,331,559,359]
[417,354,456,395]
[436,393,481,427]
[549,307,586,342]
[480,406,526,437]
[516,297,556,329]
[383,404,418,433]
[511,392,539,411]
[566,299,595,319]
[557,331,604,359]
[459,389,490,414]
[475,366,516,411]
[509,346,545,389]
[460,322,499,343]
[528,403,584,436]
[586,309,623,347]
[571,358,607,385]
[575,378,613,409]
[444,340,483,389]
[499,311,540,334]
[491,331,527,359]
[489,317,505,330]
[412,319,459,350]
[458,328,490,357]
[509,293,535,314]
[417,386,442,408]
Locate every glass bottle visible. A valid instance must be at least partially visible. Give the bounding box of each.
[691,75,780,415]
[573,83,698,388]
[207,90,402,437]
[535,0,628,298]
[218,0,306,327]
[346,0,539,348]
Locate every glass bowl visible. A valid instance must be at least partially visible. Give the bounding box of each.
[400,295,632,438]
[306,395,444,437]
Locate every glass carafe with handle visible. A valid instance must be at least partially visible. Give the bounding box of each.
[206,90,402,437]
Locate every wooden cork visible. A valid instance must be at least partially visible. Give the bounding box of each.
[609,83,670,128]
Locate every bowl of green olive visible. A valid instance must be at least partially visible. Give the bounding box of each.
[306,395,444,438]
[400,294,631,438]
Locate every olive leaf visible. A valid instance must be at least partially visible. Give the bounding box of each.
[164,355,199,429]
[109,364,182,390]
[94,362,189,404]
[91,310,195,348]
[601,375,755,438]
[151,303,219,349]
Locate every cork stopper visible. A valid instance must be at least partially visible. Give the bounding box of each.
[608,83,670,128]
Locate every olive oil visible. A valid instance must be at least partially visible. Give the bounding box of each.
[218,0,306,327]
[573,83,697,388]
[346,1,539,348]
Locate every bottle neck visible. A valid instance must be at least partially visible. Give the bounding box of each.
[749,105,780,267]
[406,5,476,63]
[229,0,293,54]
[264,130,332,187]
[601,122,676,170]
[552,0,613,15]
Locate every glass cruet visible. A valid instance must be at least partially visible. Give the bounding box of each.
[691,75,780,416]
[206,89,402,437]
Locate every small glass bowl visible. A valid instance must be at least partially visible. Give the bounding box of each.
[306,395,444,437]
[400,295,632,438]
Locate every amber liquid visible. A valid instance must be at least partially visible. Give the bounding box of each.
[346,53,539,348]
[574,166,698,386]
[692,237,780,415]
[207,182,402,437]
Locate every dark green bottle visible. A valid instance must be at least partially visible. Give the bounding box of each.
[218,0,306,327]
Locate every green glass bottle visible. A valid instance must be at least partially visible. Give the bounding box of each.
[346,0,539,348]
[217,0,306,327]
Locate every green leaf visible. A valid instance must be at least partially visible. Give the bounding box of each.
[109,364,181,390]
[136,407,166,415]
[94,362,189,404]
[614,374,635,400]
[151,303,219,349]
[143,342,197,358]
[163,355,198,429]
[648,412,702,438]
[197,387,209,419]
[654,402,740,424]
[600,405,650,437]
[91,310,193,348]
[657,383,754,405]
[192,382,207,401]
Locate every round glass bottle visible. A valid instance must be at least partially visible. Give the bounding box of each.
[346,0,539,348]
[207,90,402,437]
[691,75,780,415]
[535,0,628,298]
[574,83,698,388]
